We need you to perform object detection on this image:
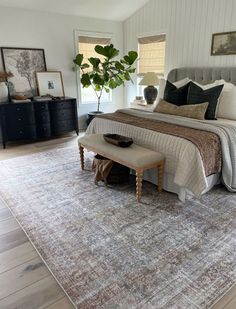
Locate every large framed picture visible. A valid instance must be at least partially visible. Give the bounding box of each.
[1,47,46,97]
[36,71,65,97]
[211,31,236,55]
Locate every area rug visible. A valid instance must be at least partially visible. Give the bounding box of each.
[0,147,235,309]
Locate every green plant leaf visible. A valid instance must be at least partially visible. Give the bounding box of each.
[93,73,104,86]
[81,73,91,87]
[128,51,138,64]
[109,79,117,89]
[128,68,136,73]
[115,76,124,86]
[115,61,124,70]
[88,57,100,69]
[104,72,110,82]
[104,45,119,59]
[124,72,131,81]
[95,44,119,60]
[123,51,138,65]
[123,55,131,64]
[95,45,105,56]
[73,53,83,66]
[117,73,126,81]
[95,84,101,91]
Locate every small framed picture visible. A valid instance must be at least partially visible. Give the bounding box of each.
[36,71,65,97]
[211,31,236,55]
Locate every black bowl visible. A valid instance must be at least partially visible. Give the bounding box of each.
[103,134,133,148]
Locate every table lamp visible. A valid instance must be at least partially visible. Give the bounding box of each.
[139,72,159,104]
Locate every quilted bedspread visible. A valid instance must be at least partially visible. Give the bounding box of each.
[86,108,236,197]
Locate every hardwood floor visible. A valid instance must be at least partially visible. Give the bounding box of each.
[0,136,75,309]
[0,135,235,309]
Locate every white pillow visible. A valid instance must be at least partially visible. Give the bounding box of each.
[215,80,236,120]
[157,77,191,100]
[193,80,221,89]
[173,77,191,88]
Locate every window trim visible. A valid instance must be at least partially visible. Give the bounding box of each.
[73,29,113,105]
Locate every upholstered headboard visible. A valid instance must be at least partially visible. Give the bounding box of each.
[167,67,236,86]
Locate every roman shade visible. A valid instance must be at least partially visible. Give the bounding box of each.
[138,34,166,76]
[78,36,111,72]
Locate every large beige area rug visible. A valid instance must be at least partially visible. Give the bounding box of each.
[0,147,235,309]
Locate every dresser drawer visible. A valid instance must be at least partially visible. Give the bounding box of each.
[34,102,49,112]
[6,125,37,140]
[5,104,35,125]
[51,119,75,135]
[50,108,75,121]
[49,99,75,111]
[8,115,36,126]
[5,103,34,114]
[36,124,51,138]
[35,111,50,123]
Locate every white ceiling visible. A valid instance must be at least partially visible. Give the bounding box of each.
[0,0,149,21]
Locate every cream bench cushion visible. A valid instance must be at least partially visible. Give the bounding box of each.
[78,134,164,169]
[78,134,165,202]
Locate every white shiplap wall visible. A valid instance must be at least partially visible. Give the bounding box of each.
[124,0,236,103]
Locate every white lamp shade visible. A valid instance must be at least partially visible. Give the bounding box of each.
[139,72,159,86]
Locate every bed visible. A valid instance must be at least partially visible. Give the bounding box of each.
[86,67,236,201]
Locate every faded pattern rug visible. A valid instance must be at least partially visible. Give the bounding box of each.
[0,147,235,309]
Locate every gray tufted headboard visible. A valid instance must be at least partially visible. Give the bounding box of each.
[167,67,236,86]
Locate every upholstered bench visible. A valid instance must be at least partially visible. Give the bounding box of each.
[78,134,165,202]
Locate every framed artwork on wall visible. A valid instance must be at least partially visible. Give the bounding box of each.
[211,31,236,55]
[36,71,65,97]
[1,47,46,97]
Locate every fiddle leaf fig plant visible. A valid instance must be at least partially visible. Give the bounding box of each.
[73,44,138,112]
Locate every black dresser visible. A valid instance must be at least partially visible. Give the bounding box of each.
[0,98,79,148]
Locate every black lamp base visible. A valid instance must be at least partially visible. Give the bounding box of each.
[144,86,158,104]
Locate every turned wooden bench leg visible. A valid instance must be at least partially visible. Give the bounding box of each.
[79,144,85,170]
[136,169,143,202]
[157,160,164,193]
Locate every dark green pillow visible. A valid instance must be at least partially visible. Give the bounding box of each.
[164,80,190,106]
[187,82,223,120]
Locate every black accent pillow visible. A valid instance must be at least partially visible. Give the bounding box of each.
[187,82,224,120]
[164,80,190,106]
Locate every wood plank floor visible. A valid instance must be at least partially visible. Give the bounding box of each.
[0,135,235,309]
[0,136,75,309]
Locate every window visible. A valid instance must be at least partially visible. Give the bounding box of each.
[137,34,166,95]
[78,35,111,104]
[138,34,166,76]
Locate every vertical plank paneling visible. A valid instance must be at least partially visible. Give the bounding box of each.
[124,0,236,103]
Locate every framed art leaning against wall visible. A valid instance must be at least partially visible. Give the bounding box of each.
[36,71,65,97]
[1,47,46,97]
[211,31,236,55]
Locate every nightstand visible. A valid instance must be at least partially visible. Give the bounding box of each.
[130,101,157,112]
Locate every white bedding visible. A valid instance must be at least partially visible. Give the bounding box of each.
[86,109,236,199]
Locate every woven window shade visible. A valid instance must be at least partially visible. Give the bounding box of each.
[78,36,111,72]
[138,34,166,76]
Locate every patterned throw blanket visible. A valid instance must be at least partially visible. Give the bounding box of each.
[98,111,222,176]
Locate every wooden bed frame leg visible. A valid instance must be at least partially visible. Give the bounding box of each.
[136,169,143,202]
[157,160,164,193]
[79,144,84,170]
